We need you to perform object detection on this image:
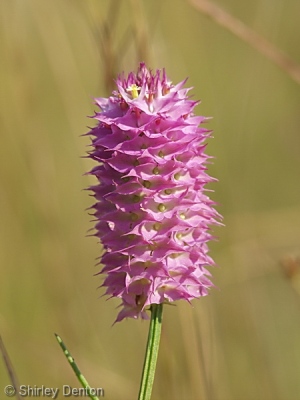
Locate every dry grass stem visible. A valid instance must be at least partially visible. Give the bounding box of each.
[0,336,22,400]
[129,0,151,66]
[188,0,300,85]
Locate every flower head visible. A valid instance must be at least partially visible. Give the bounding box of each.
[87,63,221,322]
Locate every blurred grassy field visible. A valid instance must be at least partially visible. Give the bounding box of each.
[1,0,300,399]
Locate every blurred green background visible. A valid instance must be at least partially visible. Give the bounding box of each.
[1,0,300,399]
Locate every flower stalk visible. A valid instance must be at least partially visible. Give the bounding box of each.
[138,304,163,400]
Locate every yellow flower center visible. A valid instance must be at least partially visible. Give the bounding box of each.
[127,84,140,99]
[158,203,166,212]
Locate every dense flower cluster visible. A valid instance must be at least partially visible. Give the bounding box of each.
[87,63,220,322]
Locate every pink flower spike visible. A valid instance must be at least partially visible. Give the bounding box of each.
[87,63,221,322]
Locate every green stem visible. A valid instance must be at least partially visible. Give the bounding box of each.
[138,304,163,400]
[55,334,100,400]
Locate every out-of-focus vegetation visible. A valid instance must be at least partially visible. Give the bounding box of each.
[1,1,300,399]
